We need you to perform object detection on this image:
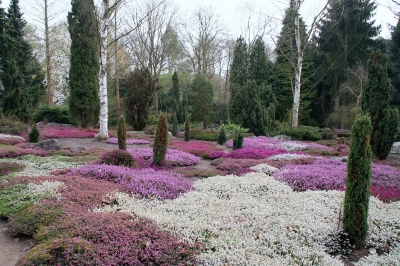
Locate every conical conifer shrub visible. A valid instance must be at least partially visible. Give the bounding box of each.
[117,115,126,150]
[152,114,168,166]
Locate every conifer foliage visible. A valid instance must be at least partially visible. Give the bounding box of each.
[172,111,178,137]
[343,114,372,248]
[0,0,45,121]
[117,115,126,151]
[124,68,156,131]
[189,73,214,124]
[184,117,190,142]
[67,0,99,128]
[29,123,40,143]
[152,114,168,166]
[361,50,399,160]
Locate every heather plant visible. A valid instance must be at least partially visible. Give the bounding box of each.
[0,117,27,136]
[128,148,200,166]
[168,140,221,158]
[100,149,136,167]
[153,114,168,166]
[40,126,97,139]
[117,115,126,150]
[0,144,47,158]
[172,111,178,137]
[217,125,227,144]
[190,128,219,141]
[105,138,149,145]
[225,147,290,159]
[343,114,373,248]
[184,116,190,141]
[0,134,26,145]
[0,162,25,176]
[29,123,40,143]
[70,164,193,200]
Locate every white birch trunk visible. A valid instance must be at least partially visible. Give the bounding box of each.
[97,1,109,139]
[292,11,303,128]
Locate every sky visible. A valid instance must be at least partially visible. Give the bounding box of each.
[1,0,398,39]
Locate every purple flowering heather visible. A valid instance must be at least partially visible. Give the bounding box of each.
[69,164,193,200]
[225,148,295,159]
[226,136,280,149]
[105,137,150,145]
[128,148,200,166]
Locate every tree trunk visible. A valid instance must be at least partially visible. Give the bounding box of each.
[45,0,53,106]
[114,10,120,115]
[292,10,303,128]
[97,1,109,139]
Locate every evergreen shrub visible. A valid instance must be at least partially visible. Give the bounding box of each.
[29,123,40,143]
[232,127,244,149]
[343,114,372,248]
[184,117,190,142]
[217,126,227,145]
[0,117,27,135]
[152,114,168,166]
[101,149,136,168]
[190,128,218,141]
[117,115,126,150]
[172,112,178,137]
[273,127,322,141]
[33,105,71,124]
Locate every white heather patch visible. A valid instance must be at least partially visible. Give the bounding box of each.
[27,181,64,201]
[96,173,347,265]
[0,155,83,177]
[355,244,400,265]
[268,153,313,161]
[249,164,279,175]
[0,133,25,140]
[279,141,307,151]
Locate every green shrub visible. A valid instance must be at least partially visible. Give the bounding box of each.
[0,117,27,135]
[190,128,219,141]
[184,117,190,142]
[273,127,322,141]
[33,105,71,124]
[217,126,227,145]
[0,162,25,177]
[172,112,178,137]
[152,114,168,166]
[343,114,372,248]
[232,126,244,149]
[9,204,63,236]
[29,123,40,143]
[0,184,35,218]
[117,115,127,151]
[101,149,136,167]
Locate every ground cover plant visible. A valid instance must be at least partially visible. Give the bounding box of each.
[38,125,98,139]
[0,124,399,265]
[169,140,222,158]
[105,137,149,145]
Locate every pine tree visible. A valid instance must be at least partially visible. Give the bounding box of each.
[229,36,248,98]
[314,0,379,123]
[361,50,399,160]
[124,68,155,131]
[389,19,400,107]
[117,115,126,150]
[248,37,271,86]
[172,71,180,113]
[343,114,372,248]
[0,0,45,121]
[67,0,99,128]
[189,73,214,124]
[152,114,168,166]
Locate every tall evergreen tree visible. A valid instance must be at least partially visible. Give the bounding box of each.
[361,50,399,160]
[0,0,45,120]
[189,73,214,125]
[124,68,155,131]
[171,71,183,122]
[343,113,372,248]
[248,37,271,86]
[273,5,316,124]
[313,0,379,125]
[67,0,99,128]
[229,36,248,98]
[389,19,400,107]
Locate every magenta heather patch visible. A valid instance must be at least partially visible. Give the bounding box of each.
[69,164,193,200]
[128,148,200,166]
[169,140,221,157]
[208,150,227,159]
[371,163,400,188]
[105,137,149,145]
[225,148,290,159]
[0,145,47,158]
[0,137,26,145]
[226,136,280,149]
[370,186,400,202]
[40,126,98,139]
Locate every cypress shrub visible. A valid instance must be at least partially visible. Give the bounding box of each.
[184,117,190,142]
[217,125,227,145]
[232,126,244,149]
[29,123,40,143]
[152,114,168,166]
[117,115,127,150]
[343,114,372,248]
[172,111,178,137]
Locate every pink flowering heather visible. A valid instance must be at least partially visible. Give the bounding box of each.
[371,163,400,188]
[209,150,228,159]
[0,145,47,158]
[305,142,331,151]
[225,148,293,159]
[128,148,200,166]
[40,126,98,139]
[0,137,26,145]
[168,140,221,158]
[105,137,149,145]
[226,136,280,149]
[69,164,193,200]
[370,186,400,202]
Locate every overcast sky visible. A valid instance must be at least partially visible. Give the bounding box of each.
[1,0,398,39]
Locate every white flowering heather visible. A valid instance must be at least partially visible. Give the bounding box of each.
[279,141,308,151]
[0,133,25,140]
[390,142,400,154]
[355,244,400,265]
[273,134,291,140]
[249,164,279,175]
[0,155,83,177]
[268,153,313,161]
[97,173,348,265]
[27,181,64,201]
[329,156,348,162]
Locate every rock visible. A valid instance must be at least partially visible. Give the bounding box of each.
[369,248,377,255]
[33,139,60,151]
[168,131,176,140]
[71,146,88,152]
